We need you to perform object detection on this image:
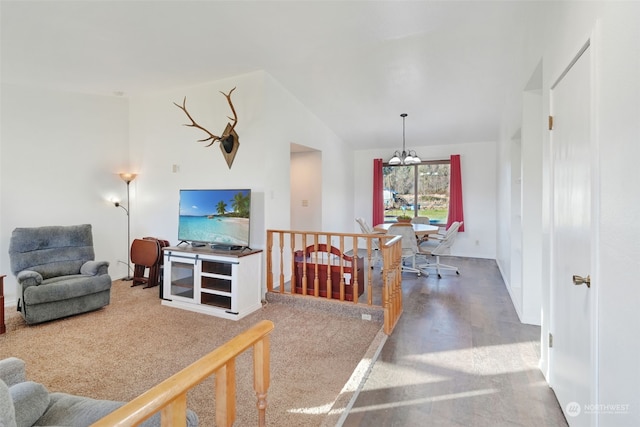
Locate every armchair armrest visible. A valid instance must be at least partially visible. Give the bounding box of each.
[0,357,27,387]
[80,260,109,276]
[16,270,42,288]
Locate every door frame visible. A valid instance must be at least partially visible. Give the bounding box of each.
[548,32,600,423]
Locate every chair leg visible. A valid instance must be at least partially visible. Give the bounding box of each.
[400,265,423,276]
[400,254,424,276]
[422,255,460,278]
[435,256,460,274]
[415,255,430,277]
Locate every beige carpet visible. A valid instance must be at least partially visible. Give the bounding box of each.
[0,280,384,426]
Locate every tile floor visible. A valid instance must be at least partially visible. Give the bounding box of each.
[341,257,569,427]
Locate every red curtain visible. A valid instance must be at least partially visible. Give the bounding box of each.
[373,158,384,226]
[447,154,465,231]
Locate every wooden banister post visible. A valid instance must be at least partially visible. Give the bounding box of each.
[279,232,285,291]
[266,232,273,292]
[253,335,270,427]
[215,360,236,427]
[161,394,187,427]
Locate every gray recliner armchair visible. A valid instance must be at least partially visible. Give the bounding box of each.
[9,224,112,324]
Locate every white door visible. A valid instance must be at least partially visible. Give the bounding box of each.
[550,42,596,426]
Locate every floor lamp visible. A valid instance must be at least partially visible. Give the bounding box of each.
[115,173,137,281]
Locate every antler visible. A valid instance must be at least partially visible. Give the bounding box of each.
[174,88,238,150]
[220,87,237,134]
[173,97,221,147]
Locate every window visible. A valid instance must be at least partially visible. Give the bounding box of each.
[383,160,451,224]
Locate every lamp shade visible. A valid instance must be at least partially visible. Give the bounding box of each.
[389,154,401,165]
[119,173,137,184]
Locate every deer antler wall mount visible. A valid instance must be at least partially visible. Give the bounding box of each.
[174,87,239,169]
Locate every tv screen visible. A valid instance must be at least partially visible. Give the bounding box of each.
[178,189,251,249]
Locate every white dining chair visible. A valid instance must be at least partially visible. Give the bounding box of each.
[418,221,463,278]
[387,224,429,277]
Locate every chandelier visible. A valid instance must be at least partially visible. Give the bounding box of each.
[388,113,421,165]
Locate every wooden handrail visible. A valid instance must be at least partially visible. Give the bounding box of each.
[91,319,275,427]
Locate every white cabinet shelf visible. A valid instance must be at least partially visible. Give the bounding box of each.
[162,246,262,321]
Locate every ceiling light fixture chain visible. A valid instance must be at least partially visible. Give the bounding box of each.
[388,113,421,166]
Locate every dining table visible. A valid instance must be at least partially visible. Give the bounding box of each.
[374,222,441,238]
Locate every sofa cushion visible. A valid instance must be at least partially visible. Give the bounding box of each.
[0,378,17,427]
[9,224,95,279]
[9,381,49,427]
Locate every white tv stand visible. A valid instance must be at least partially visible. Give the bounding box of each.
[162,246,262,321]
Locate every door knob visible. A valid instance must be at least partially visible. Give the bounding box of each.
[572,274,591,288]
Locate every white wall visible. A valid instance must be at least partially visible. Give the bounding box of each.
[498,69,545,327]
[291,150,322,231]
[261,72,354,284]
[519,89,543,326]
[354,141,497,259]
[495,117,514,289]
[261,73,354,234]
[0,84,130,303]
[497,2,640,424]
[592,3,640,425]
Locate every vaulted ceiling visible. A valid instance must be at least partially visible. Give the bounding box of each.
[1,1,540,151]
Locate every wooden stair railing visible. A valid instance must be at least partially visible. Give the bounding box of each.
[91,320,275,427]
[266,229,403,335]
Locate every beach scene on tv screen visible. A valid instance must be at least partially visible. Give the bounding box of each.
[178,189,250,245]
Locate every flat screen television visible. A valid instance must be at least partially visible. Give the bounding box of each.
[178,189,251,250]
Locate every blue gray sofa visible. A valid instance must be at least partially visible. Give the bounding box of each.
[8,224,112,324]
[0,357,198,426]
